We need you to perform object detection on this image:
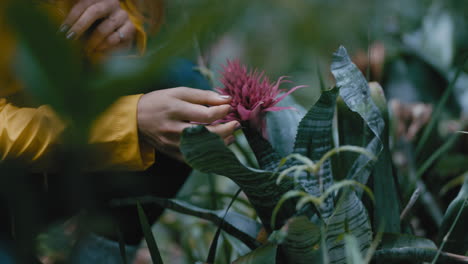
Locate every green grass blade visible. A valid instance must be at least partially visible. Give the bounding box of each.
[415,133,459,183]
[415,58,468,157]
[432,198,468,264]
[206,189,242,263]
[137,203,163,264]
[116,226,128,264]
[438,174,468,255]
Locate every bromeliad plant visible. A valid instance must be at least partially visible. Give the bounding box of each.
[178,46,381,263]
[113,46,468,264]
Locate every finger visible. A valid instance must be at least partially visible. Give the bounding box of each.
[96,20,136,52]
[66,1,119,40]
[171,87,232,106]
[86,9,128,52]
[175,102,231,124]
[60,0,93,33]
[206,121,241,139]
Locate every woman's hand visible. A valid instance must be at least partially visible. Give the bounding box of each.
[137,88,241,161]
[60,0,136,54]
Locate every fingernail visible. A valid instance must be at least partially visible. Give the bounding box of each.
[58,24,69,34]
[219,95,231,99]
[229,106,235,113]
[66,31,76,40]
[235,122,242,130]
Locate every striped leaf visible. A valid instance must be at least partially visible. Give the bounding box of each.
[325,191,372,264]
[345,235,366,264]
[180,125,296,231]
[293,87,339,219]
[278,216,323,264]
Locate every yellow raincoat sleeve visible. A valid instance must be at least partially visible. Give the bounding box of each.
[0,99,65,167]
[87,94,155,171]
[0,95,155,171]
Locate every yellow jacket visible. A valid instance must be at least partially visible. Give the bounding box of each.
[0,1,154,171]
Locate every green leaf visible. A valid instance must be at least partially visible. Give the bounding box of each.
[4,1,102,130]
[438,175,468,255]
[375,233,441,264]
[380,233,437,250]
[294,88,338,161]
[325,191,373,264]
[137,203,163,264]
[345,235,366,264]
[266,95,306,157]
[277,216,323,264]
[180,126,296,231]
[331,47,385,195]
[292,87,339,219]
[243,129,282,171]
[111,196,261,249]
[206,189,242,263]
[232,243,277,264]
[369,83,401,233]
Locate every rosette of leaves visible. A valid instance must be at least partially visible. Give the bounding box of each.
[179,46,385,263]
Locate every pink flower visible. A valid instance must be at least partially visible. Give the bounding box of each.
[216,60,305,138]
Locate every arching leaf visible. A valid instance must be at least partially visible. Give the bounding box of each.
[111,196,261,250]
[180,126,296,231]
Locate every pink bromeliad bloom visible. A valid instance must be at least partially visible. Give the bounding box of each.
[217,60,305,138]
